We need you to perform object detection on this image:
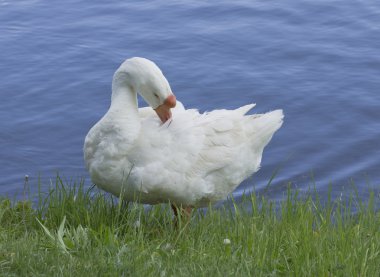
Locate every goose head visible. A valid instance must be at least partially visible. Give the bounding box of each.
[113,57,176,123]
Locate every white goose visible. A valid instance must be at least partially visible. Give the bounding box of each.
[84,57,283,217]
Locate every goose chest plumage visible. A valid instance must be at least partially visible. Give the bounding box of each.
[84,57,283,208]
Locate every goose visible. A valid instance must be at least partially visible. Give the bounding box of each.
[84,57,283,219]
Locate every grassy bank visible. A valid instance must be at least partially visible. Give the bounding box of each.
[0,178,379,276]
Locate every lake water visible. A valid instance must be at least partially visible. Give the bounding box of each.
[1,0,379,202]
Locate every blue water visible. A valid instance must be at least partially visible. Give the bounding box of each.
[1,0,379,201]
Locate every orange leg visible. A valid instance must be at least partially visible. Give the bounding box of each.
[171,204,193,226]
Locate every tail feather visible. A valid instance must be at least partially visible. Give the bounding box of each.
[247,109,284,147]
[236,103,256,115]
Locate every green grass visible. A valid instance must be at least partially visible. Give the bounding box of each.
[0,177,379,276]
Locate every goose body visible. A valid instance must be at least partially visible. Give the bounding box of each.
[84,57,283,207]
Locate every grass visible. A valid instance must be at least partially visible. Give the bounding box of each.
[0,177,379,276]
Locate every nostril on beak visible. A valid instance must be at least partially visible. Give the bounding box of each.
[164,94,176,108]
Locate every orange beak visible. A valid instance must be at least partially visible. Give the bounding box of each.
[154,94,176,123]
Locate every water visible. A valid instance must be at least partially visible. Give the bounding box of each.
[1,0,379,201]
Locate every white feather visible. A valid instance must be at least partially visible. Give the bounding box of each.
[84,57,283,207]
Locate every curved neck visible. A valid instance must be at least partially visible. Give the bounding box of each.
[108,75,141,145]
[110,71,139,119]
[111,85,138,113]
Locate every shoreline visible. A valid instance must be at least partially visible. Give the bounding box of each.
[0,177,379,275]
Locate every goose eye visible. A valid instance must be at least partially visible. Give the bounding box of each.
[154,93,159,99]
